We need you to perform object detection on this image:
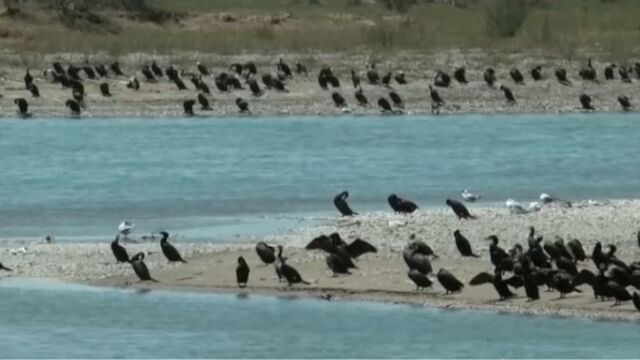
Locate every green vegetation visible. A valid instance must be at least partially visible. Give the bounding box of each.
[1,0,639,59]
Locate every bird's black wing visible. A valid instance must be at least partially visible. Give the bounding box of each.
[305,235,332,253]
[503,275,523,288]
[469,272,494,285]
[347,238,377,259]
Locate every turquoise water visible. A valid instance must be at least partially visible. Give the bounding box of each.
[1,113,639,241]
[0,279,638,358]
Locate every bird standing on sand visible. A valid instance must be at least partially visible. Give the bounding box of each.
[446,199,476,219]
[100,83,111,97]
[14,98,30,118]
[159,231,187,263]
[461,189,480,202]
[130,252,157,282]
[333,191,358,216]
[198,93,212,110]
[437,269,464,294]
[236,98,251,114]
[388,194,418,214]
[617,95,631,111]
[500,85,516,104]
[183,99,196,117]
[332,92,347,107]
[407,269,432,290]
[65,99,81,116]
[277,246,310,286]
[111,235,130,263]
[509,68,524,84]
[354,87,369,106]
[236,256,250,288]
[579,94,594,110]
[429,85,445,107]
[453,230,479,258]
[454,67,467,84]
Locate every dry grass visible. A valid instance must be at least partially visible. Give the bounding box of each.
[1,0,639,58]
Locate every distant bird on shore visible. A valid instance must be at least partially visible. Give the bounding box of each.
[126,77,140,90]
[378,97,393,113]
[28,83,40,98]
[100,82,111,97]
[366,64,380,84]
[403,242,433,275]
[354,87,369,106]
[351,70,360,88]
[500,85,516,104]
[236,256,250,288]
[332,92,347,107]
[407,269,432,290]
[183,99,196,117]
[0,262,12,272]
[236,97,251,114]
[483,68,496,87]
[540,193,572,207]
[65,99,81,117]
[437,269,464,294]
[141,65,156,82]
[619,66,632,83]
[453,230,480,258]
[110,235,130,263]
[110,61,124,76]
[617,95,631,111]
[604,63,616,80]
[579,58,597,81]
[95,64,108,78]
[197,93,212,110]
[196,61,209,76]
[381,72,392,87]
[255,241,277,265]
[509,68,524,84]
[333,191,358,216]
[277,57,292,78]
[295,62,307,76]
[151,61,163,77]
[530,65,542,81]
[394,71,407,84]
[429,85,445,106]
[446,199,476,219]
[277,246,310,286]
[388,194,418,214]
[24,69,33,89]
[248,79,263,96]
[389,91,404,108]
[461,189,480,202]
[130,252,158,282]
[454,67,467,84]
[14,98,30,118]
[159,231,187,263]
[434,70,451,88]
[579,94,594,110]
[555,67,570,85]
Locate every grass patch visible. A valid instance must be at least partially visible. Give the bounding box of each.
[2,0,640,58]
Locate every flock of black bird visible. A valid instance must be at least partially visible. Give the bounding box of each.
[7,57,639,118]
[1,189,639,312]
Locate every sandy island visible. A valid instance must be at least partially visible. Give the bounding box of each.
[0,50,639,118]
[2,199,640,322]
